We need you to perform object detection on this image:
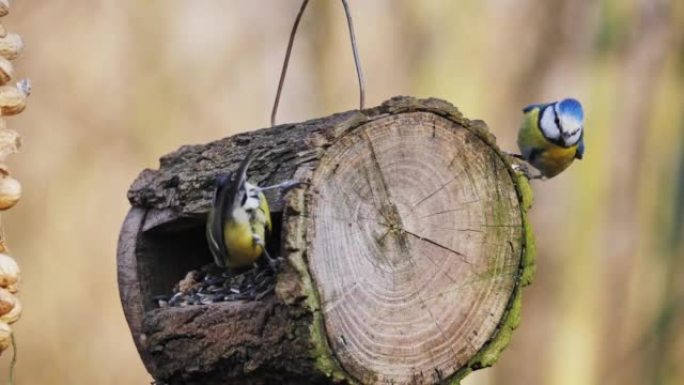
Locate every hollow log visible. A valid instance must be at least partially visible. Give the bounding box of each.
[117,96,535,385]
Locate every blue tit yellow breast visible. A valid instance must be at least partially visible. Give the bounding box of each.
[222,191,272,268]
[224,216,262,268]
[532,144,578,178]
[517,106,579,178]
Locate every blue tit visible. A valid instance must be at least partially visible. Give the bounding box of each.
[206,154,299,270]
[516,98,585,178]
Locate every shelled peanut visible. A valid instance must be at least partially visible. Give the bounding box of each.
[0,0,29,356]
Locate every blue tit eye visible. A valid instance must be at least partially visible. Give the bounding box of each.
[554,116,560,127]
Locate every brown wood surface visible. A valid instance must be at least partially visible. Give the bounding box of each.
[306,112,522,384]
[117,96,529,385]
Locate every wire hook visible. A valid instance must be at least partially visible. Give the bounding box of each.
[271,0,310,127]
[341,0,365,110]
[271,0,366,126]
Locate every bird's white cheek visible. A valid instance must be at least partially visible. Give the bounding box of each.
[540,107,560,140]
[566,130,582,145]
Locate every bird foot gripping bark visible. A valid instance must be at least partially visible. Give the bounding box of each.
[506,153,546,180]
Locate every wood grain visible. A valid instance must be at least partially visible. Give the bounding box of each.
[306,112,522,384]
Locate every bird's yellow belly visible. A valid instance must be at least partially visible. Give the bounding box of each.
[224,221,262,268]
[533,145,577,178]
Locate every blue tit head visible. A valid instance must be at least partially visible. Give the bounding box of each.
[538,98,584,148]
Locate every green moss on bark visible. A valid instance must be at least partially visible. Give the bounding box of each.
[517,175,537,287]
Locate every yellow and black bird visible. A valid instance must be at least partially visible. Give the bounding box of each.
[206,154,298,270]
[516,98,585,179]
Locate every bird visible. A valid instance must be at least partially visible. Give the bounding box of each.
[515,98,585,179]
[206,153,299,270]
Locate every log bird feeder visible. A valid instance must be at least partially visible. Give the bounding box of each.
[117,96,536,385]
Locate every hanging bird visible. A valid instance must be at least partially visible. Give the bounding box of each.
[206,153,299,270]
[516,98,585,179]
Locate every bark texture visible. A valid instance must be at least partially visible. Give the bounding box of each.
[117,96,535,385]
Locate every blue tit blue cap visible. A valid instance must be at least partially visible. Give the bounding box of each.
[557,98,584,121]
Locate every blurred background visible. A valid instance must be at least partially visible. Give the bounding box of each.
[1,0,682,384]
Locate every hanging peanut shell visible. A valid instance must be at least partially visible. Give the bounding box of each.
[0,253,19,292]
[0,82,27,116]
[0,128,19,161]
[0,288,12,315]
[0,0,8,18]
[0,57,12,86]
[0,321,10,352]
[0,295,20,324]
[0,33,21,60]
[0,170,19,209]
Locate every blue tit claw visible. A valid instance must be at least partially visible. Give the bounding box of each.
[504,152,526,161]
[510,160,531,177]
[528,173,547,181]
[510,161,546,180]
[255,235,281,272]
[261,248,282,272]
[504,150,548,180]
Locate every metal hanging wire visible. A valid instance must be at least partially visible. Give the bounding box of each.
[341,0,365,110]
[271,0,310,127]
[271,0,366,126]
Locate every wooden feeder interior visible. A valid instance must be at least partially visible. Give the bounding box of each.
[137,211,284,311]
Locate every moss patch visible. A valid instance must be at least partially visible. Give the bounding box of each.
[447,116,537,385]
[517,175,537,287]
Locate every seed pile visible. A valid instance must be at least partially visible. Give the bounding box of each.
[155,263,277,308]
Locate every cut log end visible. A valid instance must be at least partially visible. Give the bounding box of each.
[305,112,524,384]
[118,96,535,385]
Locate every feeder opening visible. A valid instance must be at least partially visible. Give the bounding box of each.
[137,210,285,310]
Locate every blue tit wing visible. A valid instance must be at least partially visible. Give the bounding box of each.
[518,106,550,160]
[522,103,547,114]
[575,135,585,160]
[207,173,232,267]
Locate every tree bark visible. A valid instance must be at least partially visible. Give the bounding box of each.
[117,96,535,385]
